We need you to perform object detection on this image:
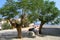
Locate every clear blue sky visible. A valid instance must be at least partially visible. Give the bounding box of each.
[0,0,60,10]
[0,0,6,8]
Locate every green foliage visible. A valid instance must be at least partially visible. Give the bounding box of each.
[0,0,18,20]
[0,0,59,25]
[51,17,60,25]
[2,22,12,30]
[38,1,59,24]
[26,0,59,24]
[0,18,2,22]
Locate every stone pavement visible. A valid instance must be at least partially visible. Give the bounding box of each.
[0,27,60,40]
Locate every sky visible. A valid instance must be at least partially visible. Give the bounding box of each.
[0,0,60,10]
[49,0,60,10]
[0,0,6,8]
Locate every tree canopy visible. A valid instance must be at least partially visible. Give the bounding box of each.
[0,0,60,38]
[0,0,18,20]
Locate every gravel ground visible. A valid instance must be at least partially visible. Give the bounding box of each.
[0,26,60,40]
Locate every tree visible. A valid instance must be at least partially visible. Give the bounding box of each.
[0,0,24,38]
[0,0,30,38]
[0,0,18,28]
[38,1,59,34]
[0,0,21,38]
[26,0,59,34]
[16,0,45,38]
[15,0,28,38]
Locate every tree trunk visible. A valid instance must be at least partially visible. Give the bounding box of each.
[16,14,23,38]
[16,26,22,38]
[39,22,44,34]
